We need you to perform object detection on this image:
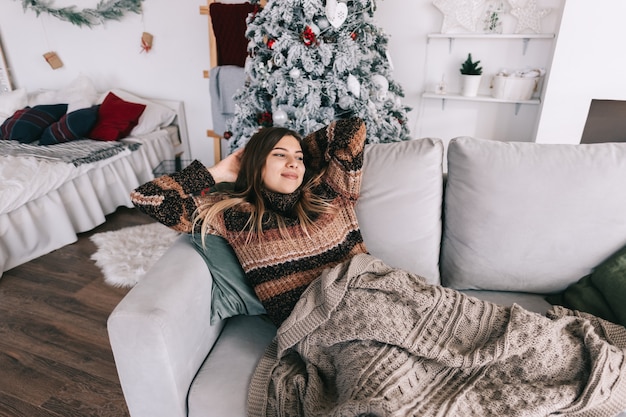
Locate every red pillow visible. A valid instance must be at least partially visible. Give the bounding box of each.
[88,92,146,141]
[210,2,256,67]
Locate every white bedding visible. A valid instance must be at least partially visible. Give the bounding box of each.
[0,127,178,277]
[0,141,137,215]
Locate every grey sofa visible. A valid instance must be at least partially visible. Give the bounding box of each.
[108,136,626,417]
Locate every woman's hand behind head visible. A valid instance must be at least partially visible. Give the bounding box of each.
[208,148,244,183]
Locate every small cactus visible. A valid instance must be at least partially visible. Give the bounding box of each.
[460,53,483,75]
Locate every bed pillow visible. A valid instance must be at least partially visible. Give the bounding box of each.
[88,92,146,141]
[189,232,266,324]
[39,105,100,145]
[28,75,99,113]
[0,103,68,143]
[0,88,28,125]
[0,107,28,140]
[99,89,176,136]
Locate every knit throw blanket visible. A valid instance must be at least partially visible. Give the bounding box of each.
[248,254,626,417]
[0,139,141,167]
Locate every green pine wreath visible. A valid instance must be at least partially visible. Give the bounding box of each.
[16,0,145,28]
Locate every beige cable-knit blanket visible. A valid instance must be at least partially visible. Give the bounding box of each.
[248,254,626,417]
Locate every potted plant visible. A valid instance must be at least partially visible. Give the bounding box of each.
[460,53,483,97]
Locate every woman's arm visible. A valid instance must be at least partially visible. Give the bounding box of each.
[301,117,367,199]
[131,160,215,233]
[131,150,243,233]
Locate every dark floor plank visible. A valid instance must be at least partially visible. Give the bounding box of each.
[0,206,154,417]
[0,349,62,406]
[0,393,63,417]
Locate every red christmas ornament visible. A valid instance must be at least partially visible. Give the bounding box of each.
[267,38,275,49]
[302,26,318,47]
[350,32,358,40]
[257,111,273,127]
[223,131,233,139]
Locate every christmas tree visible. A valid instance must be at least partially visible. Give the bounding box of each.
[225,0,412,151]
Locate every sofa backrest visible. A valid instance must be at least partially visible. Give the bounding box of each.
[442,136,626,293]
[357,138,444,285]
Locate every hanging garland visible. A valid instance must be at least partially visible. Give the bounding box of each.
[16,0,145,28]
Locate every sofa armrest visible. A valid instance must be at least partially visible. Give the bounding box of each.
[108,235,225,417]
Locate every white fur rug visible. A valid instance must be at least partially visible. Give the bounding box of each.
[90,222,180,287]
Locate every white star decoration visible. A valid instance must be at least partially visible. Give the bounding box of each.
[509,0,551,33]
[433,0,486,33]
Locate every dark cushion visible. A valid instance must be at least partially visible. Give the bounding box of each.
[39,105,100,145]
[547,243,626,326]
[546,275,618,323]
[88,92,146,141]
[0,107,29,140]
[0,104,68,143]
[210,2,256,67]
[189,232,266,324]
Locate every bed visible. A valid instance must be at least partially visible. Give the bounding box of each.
[0,80,190,278]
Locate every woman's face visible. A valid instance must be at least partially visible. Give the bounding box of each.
[261,135,305,194]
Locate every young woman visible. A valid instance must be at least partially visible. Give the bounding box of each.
[131,117,368,325]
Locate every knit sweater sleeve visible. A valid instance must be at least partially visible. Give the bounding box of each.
[130,159,216,233]
[301,117,366,199]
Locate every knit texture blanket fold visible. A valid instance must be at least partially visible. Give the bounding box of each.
[248,254,626,417]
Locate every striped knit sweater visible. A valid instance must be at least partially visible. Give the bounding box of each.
[131,118,368,325]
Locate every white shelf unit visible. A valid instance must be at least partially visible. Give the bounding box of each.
[427,33,555,54]
[421,33,555,114]
[422,92,540,114]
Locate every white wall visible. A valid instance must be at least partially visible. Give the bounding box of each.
[0,0,566,165]
[535,0,626,144]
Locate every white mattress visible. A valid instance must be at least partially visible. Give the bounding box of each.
[0,128,177,277]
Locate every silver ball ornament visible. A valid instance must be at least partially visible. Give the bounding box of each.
[289,68,301,79]
[273,109,289,126]
[309,23,320,35]
[317,17,330,30]
[338,96,352,109]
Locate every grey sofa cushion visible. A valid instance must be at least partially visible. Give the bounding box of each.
[357,138,444,285]
[442,136,626,293]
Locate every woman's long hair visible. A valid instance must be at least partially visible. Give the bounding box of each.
[195,127,334,242]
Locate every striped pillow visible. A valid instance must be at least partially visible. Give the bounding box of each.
[0,104,68,143]
[39,105,100,145]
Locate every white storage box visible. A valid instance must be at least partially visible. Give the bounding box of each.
[491,75,539,101]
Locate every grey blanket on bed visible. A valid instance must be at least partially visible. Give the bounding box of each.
[0,139,141,166]
[248,253,626,417]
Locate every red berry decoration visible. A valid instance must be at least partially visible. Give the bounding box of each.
[267,38,275,49]
[351,32,357,40]
[257,111,273,127]
[302,26,317,46]
[223,131,232,139]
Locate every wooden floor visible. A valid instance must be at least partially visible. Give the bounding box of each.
[0,207,156,417]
